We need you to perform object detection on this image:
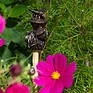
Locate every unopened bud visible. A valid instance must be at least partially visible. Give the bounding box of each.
[29,67,35,75]
[10,64,22,77]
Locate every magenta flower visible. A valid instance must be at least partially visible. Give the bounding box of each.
[5,83,30,93]
[0,38,5,47]
[0,87,3,93]
[34,53,76,93]
[0,15,6,35]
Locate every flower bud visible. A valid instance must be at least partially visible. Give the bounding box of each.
[10,64,22,77]
[29,67,35,75]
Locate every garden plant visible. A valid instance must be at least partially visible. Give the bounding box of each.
[0,0,93,93]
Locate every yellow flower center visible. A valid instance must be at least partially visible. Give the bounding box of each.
[51,71,60,79]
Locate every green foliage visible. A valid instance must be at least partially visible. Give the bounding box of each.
[0,0,30,61]
[8,5,27,18]
[1,28,24,46]
[0,3,6,14]
[0,0,93,93]
[0,0,13,5]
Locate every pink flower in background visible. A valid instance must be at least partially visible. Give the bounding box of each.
[34,53,76,93]
[0,38,5,47]
[0,15,6,35]
[5,83,30,93]
[0,87,3,93]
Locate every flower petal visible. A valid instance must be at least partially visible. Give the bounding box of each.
[62,62,76,75]
[36,61,53,76]
[61,75,73,88]
[0,88,3,93]
[6,83,30,93]
[34,76,51,86]
[39,78,53,93]
[6,85,14,93]
[39,86,51,93]
[50,79,64,93]
[54,53,67,72]
[0,15,6,34]
[19,83,30,93]
[39,79,64,93]
[46,55,54,70]
[0,38,5,47]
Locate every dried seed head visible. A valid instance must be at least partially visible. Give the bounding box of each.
[10,64,22,77]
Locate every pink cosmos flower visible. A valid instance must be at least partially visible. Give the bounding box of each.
[0,15,6,35]
[0,87,3,93]
[34,53,76,93]
[0,38,5,47]
[5,83,30,93]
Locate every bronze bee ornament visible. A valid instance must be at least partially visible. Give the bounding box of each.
[25,9,48,50]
